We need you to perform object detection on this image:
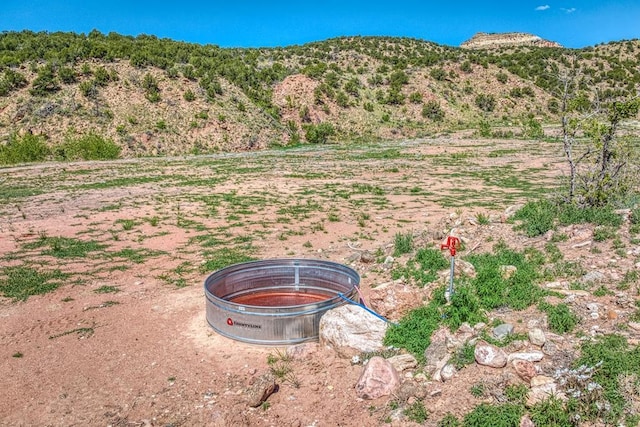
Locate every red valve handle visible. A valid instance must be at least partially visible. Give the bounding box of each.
[440,236,460,256]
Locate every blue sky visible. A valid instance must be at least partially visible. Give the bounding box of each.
[1,1,638,48]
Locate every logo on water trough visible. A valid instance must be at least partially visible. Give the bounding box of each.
[226,317,261,329]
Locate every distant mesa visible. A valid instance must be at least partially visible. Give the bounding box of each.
[461,32,562,49]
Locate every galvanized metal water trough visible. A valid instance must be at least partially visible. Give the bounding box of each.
[204,258,360,345]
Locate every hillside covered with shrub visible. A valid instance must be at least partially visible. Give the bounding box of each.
[0,30,639,161]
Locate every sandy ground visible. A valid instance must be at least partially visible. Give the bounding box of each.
[2,137,625,426]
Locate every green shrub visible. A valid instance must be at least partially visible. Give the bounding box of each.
[422,100,445,121]
[443,284,487,330]
[437,413,461,427]
[392,247,448,286]
[573,334,640,423]
[393,232,414,256]
[404,400,429,423]
[0,133,50,165]
[304,122,335,144]
[529,397,572,426]
[513,199,557,237]
[462,403,523,427]
[538,302,579,333]
[384,304,442,362]
[475,93,496,112]
[55,133,121,161]
[183,89,195,101]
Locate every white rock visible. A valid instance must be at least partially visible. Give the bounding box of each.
[507,351,544,363]
[319,304,388,358]
[528,328,546,346]
[474,340,507,368]
[440,364,457,382]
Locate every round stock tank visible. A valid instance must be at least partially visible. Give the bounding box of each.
[204,259,360,345]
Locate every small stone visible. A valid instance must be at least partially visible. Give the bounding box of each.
[606,310,618,320]
[586,302,600,312]
[628,322,640,331]
[245,372,277,407]
[571,241,591,249]
[430,389,442,397]
[355,356,400,400]
[507,351,544,363]
[500,265,518,279]
[545,281,566,289]
[360,250,375,263]
[520,414,535,427]
[493,323,514,340]
[528,328,546,346]
[541,340,557,356]
[513,359,537,383]
[387,354,418,372]
[440,364,457,382]
[530,375,554,387]
[474,340,507,368]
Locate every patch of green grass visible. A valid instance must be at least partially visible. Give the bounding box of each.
[404,400,429,423]
[199,247,256,273]
[593,226,617,242]
[572,334,640,424]
[110,248,165,264]
[469,383,486,398]
[450,342,476,369]
[84,300,120,310]
[466,243,544,310]
[0,185,44,201]
[391,247,448,287]
[462,403,524,427]
[116,218,136,230]
[437,413,461,427]
[49,325,95,339]
[529,397,572,426]
[0,265,70,300]
[513,199,556,237]
[393,231,414,256]
[12,352,24,358]
[504,384,529,405]
[384,303,442,363]
[538,302,579,333]
[22,235,106,258]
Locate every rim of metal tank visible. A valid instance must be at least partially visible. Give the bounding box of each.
[203,258,361,345]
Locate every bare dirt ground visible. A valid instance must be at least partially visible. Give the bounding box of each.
[1,137,638,426]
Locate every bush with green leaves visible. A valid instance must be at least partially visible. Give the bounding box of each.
[422,100,445,121]
[393,232,414,256]
[0,133,50,165]
[538,301,578,333]
[521,116,544,139]
[0,69,28,96]
[55,133,121,161]
[304,122,335,144]
[391,247,448,287]
[475,93,496,112]
[30,64,60,96]
[514,199,623,237]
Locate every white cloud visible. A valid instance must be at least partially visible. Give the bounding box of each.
[561,7,577,13]
[535,5,550,11]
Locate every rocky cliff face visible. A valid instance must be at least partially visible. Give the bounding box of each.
[461,32,562,49]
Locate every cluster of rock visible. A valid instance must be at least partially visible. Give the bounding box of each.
[243,204,640,420]
[461,32,562,49]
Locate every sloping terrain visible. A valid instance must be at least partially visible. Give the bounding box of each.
[1,32,639,157]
